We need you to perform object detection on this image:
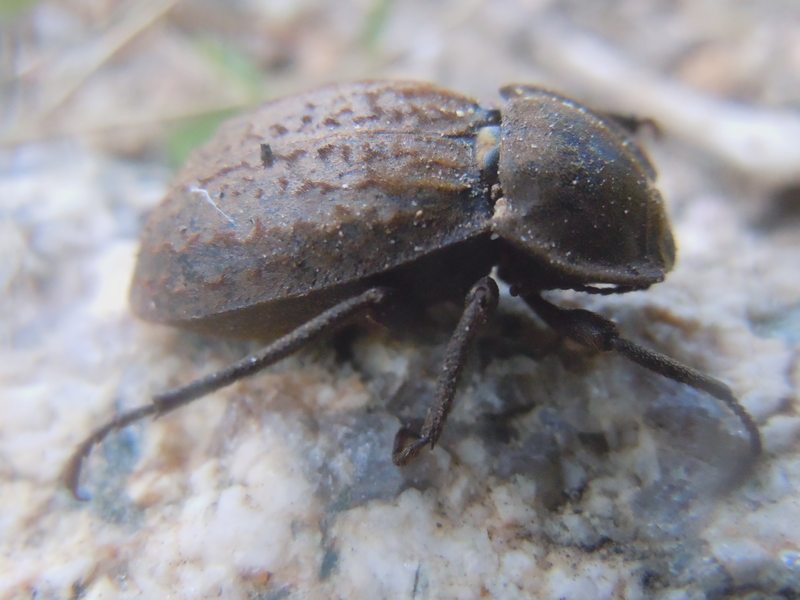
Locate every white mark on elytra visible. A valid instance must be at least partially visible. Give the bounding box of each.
[189,186,236,225]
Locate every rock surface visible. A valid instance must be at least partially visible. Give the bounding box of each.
[1,1,798,598]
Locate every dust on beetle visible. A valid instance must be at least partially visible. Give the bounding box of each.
[64,81,761,499]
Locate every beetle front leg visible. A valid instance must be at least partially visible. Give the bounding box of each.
[64,286,392,500]
[393,276,499,466]
[521,293,762,461]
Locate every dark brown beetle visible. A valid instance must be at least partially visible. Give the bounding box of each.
[65,81,761,498]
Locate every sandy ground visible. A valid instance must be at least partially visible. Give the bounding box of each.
[2,1,799,598]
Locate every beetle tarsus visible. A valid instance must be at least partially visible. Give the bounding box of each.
[392,427,430,466]
[64,403,159,500]
[609,337,762,459]
[523,293,762,462]
[392,276,499,466]
[64,286,391,500]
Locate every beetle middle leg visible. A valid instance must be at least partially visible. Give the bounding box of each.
[392,276,499,465]
[521,292,762,462]
[64,286,391,500]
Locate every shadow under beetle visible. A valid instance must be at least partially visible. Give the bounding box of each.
[65,81,761,498]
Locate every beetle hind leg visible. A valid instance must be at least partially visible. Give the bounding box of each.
[521,292,762,464]
[64,286,392,500]
[392,276,499,466]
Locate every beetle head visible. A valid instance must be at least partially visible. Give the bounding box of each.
[492,86,675,291]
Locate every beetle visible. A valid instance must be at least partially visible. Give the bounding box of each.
[65,80,761,498]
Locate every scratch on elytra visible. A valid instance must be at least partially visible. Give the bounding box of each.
[189,186,236,225]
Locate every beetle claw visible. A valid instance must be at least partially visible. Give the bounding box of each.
[392,427,430,466]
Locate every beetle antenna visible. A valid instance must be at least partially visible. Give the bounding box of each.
[64,286,391,501]
[523,293,762,463]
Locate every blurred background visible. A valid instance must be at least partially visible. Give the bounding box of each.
[1,1,799,598]
[2,0,799,173]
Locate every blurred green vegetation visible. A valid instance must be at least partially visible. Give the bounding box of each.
[166,37,267,167]
[195,36,266,101]
[165,110,236,168]
[361,0,392,49]
[0,0,37,18]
